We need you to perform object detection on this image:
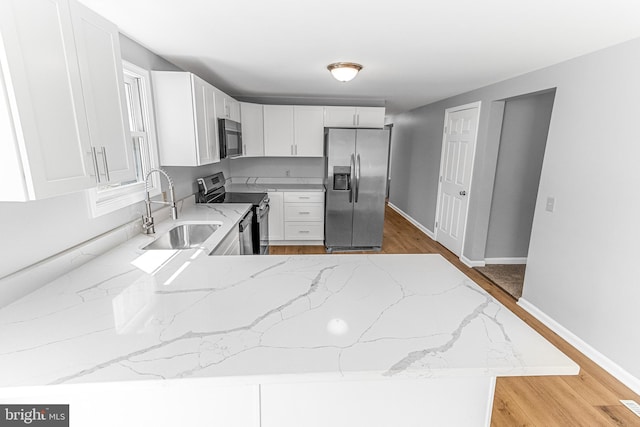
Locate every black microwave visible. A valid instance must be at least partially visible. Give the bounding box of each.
[218,119,243,158]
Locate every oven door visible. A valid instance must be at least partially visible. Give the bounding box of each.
[256,203,269,255]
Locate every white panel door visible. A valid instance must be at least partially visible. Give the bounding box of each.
[436,105,480,256]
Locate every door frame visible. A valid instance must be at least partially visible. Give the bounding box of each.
[433,101,482,258]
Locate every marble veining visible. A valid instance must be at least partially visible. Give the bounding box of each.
[0,248,578,388]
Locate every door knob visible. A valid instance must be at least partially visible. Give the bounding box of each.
[459,190,467,196]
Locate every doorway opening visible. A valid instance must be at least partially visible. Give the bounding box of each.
[475,89,556,299]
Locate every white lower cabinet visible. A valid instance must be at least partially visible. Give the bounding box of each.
[260,377,496,427]
[268,191,284,241]
[210,227,240,255]
[283,191,324,242]
[269,191,324,244]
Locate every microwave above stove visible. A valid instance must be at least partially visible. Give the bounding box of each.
[219,118,242,159]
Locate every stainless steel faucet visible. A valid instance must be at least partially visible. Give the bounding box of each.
[142,169,178,234]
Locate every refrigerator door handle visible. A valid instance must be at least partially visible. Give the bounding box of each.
[349,154,355,203]
[355,153,361,203]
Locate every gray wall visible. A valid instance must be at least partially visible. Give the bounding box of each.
[388,105,443,229]
[485,90,555,259]
[387,36,640,386]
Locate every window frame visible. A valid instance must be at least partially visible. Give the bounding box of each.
[88,60,161,217]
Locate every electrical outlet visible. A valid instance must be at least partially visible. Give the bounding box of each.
[162,191,167,202]
[545,196,555,212]
[285,170,290,177]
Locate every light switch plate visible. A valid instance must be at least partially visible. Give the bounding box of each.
[545,196,555,212]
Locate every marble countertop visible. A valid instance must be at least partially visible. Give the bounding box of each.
[0,220,578,388]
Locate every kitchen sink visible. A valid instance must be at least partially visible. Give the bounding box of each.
[142,223,221,250]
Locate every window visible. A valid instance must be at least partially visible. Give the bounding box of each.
[88,61,160,217]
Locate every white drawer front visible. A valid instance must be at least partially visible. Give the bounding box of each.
[283,192,324,203]
[284,204,324,221]
[284,223,324,240]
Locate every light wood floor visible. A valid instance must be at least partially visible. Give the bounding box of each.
[270,204,640,426]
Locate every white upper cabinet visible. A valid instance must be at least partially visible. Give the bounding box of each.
[0,0,132,201]
[239,102,264,157]
[152,72,219,166]
[355,107,386,128]
[324,106,385,128]
[193,75,219,165]
[263,105,324,157]
[323,106,356,127]
[263,105,294,156]
[293,106,324,157]
[214,87,241,122]
[71,0,135,185]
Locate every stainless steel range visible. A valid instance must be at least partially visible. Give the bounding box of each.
[196,172,269,255]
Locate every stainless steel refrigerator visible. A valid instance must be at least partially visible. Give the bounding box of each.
[325,128,390,251]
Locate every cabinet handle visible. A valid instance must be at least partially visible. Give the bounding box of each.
[299,212,310,214]
[243,144,247,156]
[100,146,110,182]
[353,114,356,126]
[90,147,101,183]
[291,145,294,155]
[299,230,310,234]
[356,114,360,126]
[299,197,310,199]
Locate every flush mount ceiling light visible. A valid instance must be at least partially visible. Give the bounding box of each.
[327,62,363,82]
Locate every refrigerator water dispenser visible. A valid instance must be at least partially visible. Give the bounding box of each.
[333,166,351,190]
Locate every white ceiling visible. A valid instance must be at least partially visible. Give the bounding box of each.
[78,0,640,115]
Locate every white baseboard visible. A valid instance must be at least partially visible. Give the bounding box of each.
[387,203,435,239]
[484,257,527,265]
[518,298,640,396]
[460,255,485,268]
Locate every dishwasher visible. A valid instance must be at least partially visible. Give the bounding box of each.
[238,210,254,255]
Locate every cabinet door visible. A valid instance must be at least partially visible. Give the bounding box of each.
[263,105,294,156]
[356,107,385,128]
[71,0,135,184]
[324,106,356,127]
[294,106,324,157]
[240,102,264,156]
[268,191,284,241]
[213,86,226,119]
[152,71,199,166]
[0,0,94,200]
[204,82,220,163]
[192,76,216,165]
[227,97,241,122]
